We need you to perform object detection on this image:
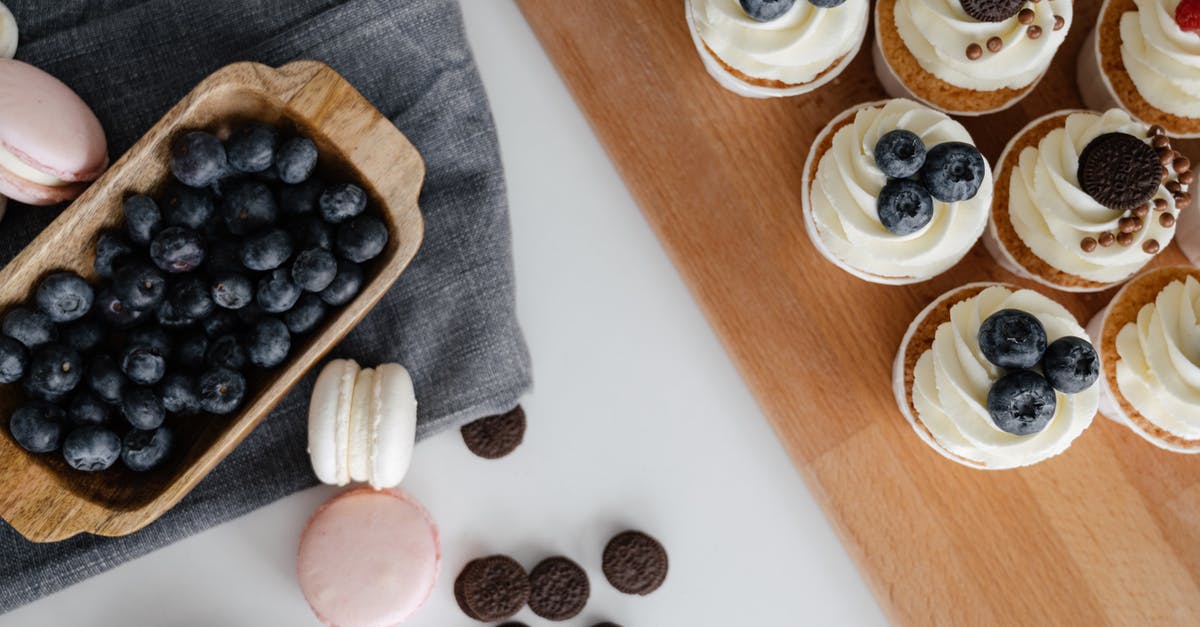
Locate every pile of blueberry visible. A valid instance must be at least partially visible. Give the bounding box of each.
[872,129,987,235]
[1,123,388,473]
[978,309,1099,436]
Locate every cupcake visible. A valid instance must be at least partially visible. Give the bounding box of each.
[802,98,992,284]
[686,0,869,98]
[874,0,1073,115]
[983,108,1192,292]
[893,283,1100,469]
[1086,265,1200,452]
[1078,0,1200,138]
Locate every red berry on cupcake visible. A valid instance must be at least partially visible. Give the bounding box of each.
[1176,0,1200,34]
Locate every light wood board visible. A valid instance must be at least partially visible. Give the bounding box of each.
[517,1,1200,624]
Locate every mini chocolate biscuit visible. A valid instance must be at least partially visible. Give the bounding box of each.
[960,0,1025,22]
[602,530,669,596]
[1077,132,1163,212]
[456,555,531,622]
[461,405,526,459]
[528,556,590,621]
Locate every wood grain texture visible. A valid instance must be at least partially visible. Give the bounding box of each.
[0,61,425,542]
[517,1,1200,624]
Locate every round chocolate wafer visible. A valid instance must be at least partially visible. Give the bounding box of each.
[456,555,531,622]
[1077,132,1162,212]
[528,556,590,621]
[461,405,526,459]
[602,530,669,595]
[960,0,1024,22]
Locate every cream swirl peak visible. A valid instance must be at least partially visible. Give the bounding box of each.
[911,285,1097,468]
[1115,276,1200,440]
[689,0,868,85]
[807,98,991,282]
[1008,109,1182,284]
[1120,0,1200,119]
[893,0,1072,91]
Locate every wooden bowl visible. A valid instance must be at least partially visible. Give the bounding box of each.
[0,61,425,542]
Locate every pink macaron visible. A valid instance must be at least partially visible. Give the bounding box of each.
[0,59,107,205]
[297,488,441,626]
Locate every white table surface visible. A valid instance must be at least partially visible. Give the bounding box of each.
[2,2,887,625]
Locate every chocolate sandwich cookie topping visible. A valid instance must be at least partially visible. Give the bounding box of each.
[528,556,590,621]
[461,405,526,459]
[603,530,669,596]
[960,0,1025,22]
[1077,132,1163,212]
[456,555,531,622]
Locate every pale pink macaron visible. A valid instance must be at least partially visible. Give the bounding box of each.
[0,59,107,205]
[297,488,441,626]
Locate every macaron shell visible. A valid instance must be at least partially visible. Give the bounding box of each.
[347,367,375,483]
[369,363,417,489]
[297,488,441,627]
[0,59,108,183]
[0,2,17,59]
[308,359,359,486]
[0,158,87,205]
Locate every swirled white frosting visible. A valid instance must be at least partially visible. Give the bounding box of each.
[893,0,1072,91]
[689,0,868,84]
[1008,109,1181,283]
[810,98,992,281]
[1120,0,1200,118]
[912,285,1098,467]
[1115,276,1200,440]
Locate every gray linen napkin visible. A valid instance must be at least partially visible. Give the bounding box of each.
[0,0,531,613]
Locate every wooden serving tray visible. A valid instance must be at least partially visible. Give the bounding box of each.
[0,62,424,542]
[518,1,1200,624]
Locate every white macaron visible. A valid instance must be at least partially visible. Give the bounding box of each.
[0,2,16,60]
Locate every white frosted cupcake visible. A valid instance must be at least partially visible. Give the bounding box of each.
[894,283,1100,469]
[802,98,992,284]
[874,0,1072,115]
[685,0,869,98]
[1086,265,1200,453]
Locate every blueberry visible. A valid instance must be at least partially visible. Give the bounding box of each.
[240,228,293,271]
[808,0,846,7]
[95,288,148,329]
[876,179,934,235]
[123,195,162,245]
[319,183,367,224]
[26,343,82,398]
[168,277,214,319]
[987,370,1056,436]
[128,327,172,358]
[9,402,65,453]
[221,181,278,235]
[94,231,133,278]
[978,309,1047,369]
[150,226,205,273]
[226,123,278,173]
[161,184,215,230]
[336,216,388,263]
[170,131,227,188]
[199,367,246,414]
[257,268,302,313]
[122,427,173,471]
[68,391,109,426]
[62,317,104,353]
[62,426,122,471]
[121,387,165,430]
[738,0,796,21]
[158,373,200,415]
[34,272,94,324]
[0,336,28,383]
[201,309,239,338]
[86,355,127,405]
[211,273,254,310]
[1043,337,1100,394]
[276,137,318,184]
[121,344,166,386]
[247,317,290,369]
[206,334,246,371]
[289,216,334,250]
[155,298,195,330]
[113,262,166,311]
[290,248,337,293]
[3,307,58,348]
[175,333,209,372]
[285,293,327,335]
[920,142,986,203]
[320,260,363,306]
[280,177,324,216]
[874,130,927,179]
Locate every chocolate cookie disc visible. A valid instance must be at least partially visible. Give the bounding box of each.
[528,556,590,621]
[1077,132,1162,212]
[455,555,531,622]
[960,0,1025,22]
[461,405,526,459]
[602,530,669,595]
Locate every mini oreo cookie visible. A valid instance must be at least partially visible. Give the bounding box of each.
[1077,132,1162,212]
[461,405,526,459]
[602,530,669,596]
[528,556,590,621]
[455,555,531,622]
[960,0,1024,22]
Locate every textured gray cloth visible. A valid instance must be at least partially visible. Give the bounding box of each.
[0,0,530,614]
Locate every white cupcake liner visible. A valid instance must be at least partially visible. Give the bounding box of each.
[684,0,866,99]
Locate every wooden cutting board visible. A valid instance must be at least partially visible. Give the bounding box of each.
[517,1,1200,624]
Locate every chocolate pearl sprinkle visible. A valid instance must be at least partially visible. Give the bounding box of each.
[966,43,983,60]
[1160,213,1176,228]
[1178,193,1193,207]
[1175,156,1191,173]
[1155,198,1169,211]
[1133,216,1145,232]
[1143,239,1160,254]
[1153,134,1171,149]
[1080,237,1098,252]
[1099,232,1116,247]
[1182,171,1196,186]
[1119,217,1136,233]
[1118,232,1134,246]
[1053,15,1065,30]
[1027,25,1043,39]
[1159,147,1176,165]
[987,36,1003,53]
[1018,8,1035,24]
[1149,125,1166,137]
[1133,204,1150,218]
[1167,180,1183,194]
